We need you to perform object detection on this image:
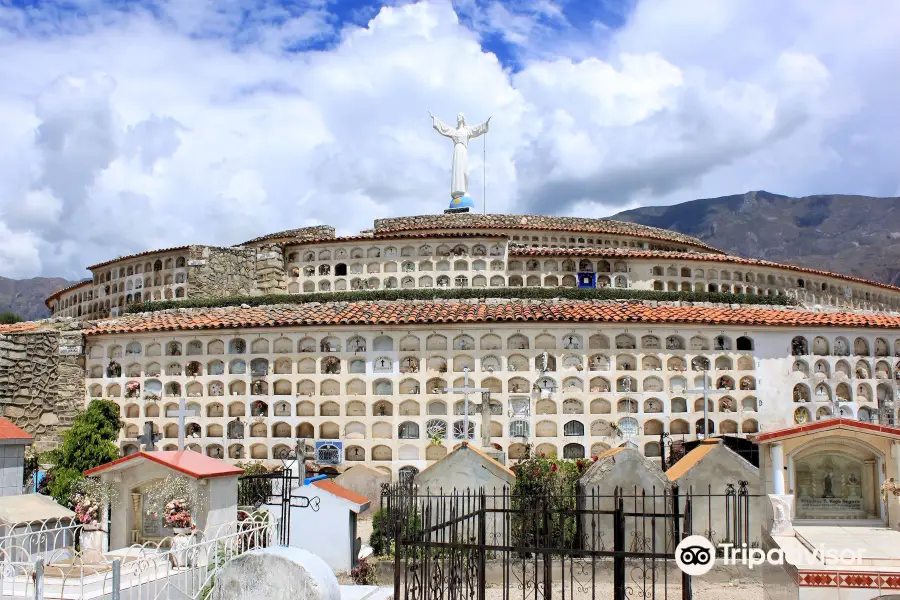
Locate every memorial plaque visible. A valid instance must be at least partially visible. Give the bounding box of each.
[188,259,206,267]
[794,454,869,519]
[58,346,82,356]
[257,252,279,261]
[140,492,174,539]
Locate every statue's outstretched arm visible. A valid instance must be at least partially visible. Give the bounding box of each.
[469,116,491,139]
[429,112,454,137]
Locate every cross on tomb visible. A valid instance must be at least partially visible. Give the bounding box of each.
[137,421,161,451]
[166,398,198,450]
[445,367,490,444]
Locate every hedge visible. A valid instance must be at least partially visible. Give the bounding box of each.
[125,286,796,314]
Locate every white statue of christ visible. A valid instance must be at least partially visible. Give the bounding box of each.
[429,111,491,200]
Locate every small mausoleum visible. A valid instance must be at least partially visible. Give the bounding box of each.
[754,418,900,599]
[579,445,672,551]
[334,465,389,517]
[665,438,764,547]
[267,478,370,573]
[414,441,516,493]
[0,418,32,497]
[84,451,243,549]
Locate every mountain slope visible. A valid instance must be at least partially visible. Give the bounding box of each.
[609,191,900,286]
[0,277,74,321]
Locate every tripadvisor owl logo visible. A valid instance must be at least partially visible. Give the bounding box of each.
[675,536,715,576]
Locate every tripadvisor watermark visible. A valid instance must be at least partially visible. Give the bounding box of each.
[675,535,866,576]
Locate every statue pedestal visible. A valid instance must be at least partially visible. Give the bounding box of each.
[768,494,795,536]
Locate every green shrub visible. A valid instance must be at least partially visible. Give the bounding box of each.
[509,445,595,550]
[370,508,392,557]
[126,286,795,314]
[42,399,122,505]
[370,507,421,557]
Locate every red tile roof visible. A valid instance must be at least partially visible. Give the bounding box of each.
[751,418,900,443]
[311,480,370,510]
[83,300,900,336]
[83,451,244,479]
[44,280,94,305]
[373,214,722,253]
[86,246,191,271]
[0,418,33,442]
[0,322,42,335]
[510,248,900,294]
[280,232,508,248]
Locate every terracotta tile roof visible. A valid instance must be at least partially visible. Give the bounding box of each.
[0,321,42,335]
[0,418,33,442]
[280,232,508,248]
[44,280,94,305]
[83,450,244,479]
[83,300,900,336]
[86,246,191,271]
[751,418,900,444]
[510,248,900,295]
[374,214,722,253]
[311,479,370,510]
[665,439,720,481]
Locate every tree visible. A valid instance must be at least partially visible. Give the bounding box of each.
[43,399,122,505]
[0,312,23,324]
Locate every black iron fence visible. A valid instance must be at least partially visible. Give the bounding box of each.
[380,482,762,600]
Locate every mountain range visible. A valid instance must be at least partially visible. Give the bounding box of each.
[0,277,74,321]
[3,191,899,320]
[610,191,900,286]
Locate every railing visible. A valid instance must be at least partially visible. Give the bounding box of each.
[0,510,276,600]
[0,519,81,564]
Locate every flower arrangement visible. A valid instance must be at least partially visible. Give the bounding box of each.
[146,476,201,530]
[882,478,900,503]
[73,493,100,525]
[125,381,141,398]
[71,478,118,528]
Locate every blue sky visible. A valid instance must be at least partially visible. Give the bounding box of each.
[0,0,898,278]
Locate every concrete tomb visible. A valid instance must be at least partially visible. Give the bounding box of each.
[334,465,389,518]
[665,438,764,546]
[211,546,340,600]
[579,446,672,552]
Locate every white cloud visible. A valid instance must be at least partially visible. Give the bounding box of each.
[0,0,897,278]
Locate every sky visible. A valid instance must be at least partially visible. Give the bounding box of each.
[1,0,898,279]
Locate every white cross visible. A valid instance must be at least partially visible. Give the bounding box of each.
[166,398,198,451]
[685,372,730,440]
[445,367,489,442]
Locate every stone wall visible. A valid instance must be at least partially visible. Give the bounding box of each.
[373,213,713,249]
[242,225,336,246]
[187,245,257,298]
[253,243,288,295]
[0,328,85,452]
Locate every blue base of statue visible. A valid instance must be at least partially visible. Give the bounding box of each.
[449,195,476,210]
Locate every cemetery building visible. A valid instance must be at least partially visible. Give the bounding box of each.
[84,450,243,548]
[0,418,32,497]
[3,206,900,481]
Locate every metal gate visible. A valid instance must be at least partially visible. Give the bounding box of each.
[385,486,695,600]
[237,440,327,546]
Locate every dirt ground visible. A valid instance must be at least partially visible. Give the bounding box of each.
[358,515,764,598]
